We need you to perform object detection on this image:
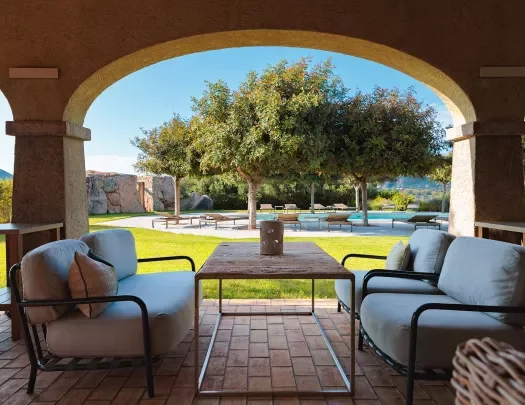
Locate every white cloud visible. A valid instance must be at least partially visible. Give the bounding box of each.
[85,155,137,174]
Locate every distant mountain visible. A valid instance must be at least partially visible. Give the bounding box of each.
[379,176,442,190]
[0,169,13,180]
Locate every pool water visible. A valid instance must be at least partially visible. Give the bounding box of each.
[256,211,441,221]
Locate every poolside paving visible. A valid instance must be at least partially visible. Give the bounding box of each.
[0,300,455,404]
[98,214,448,238]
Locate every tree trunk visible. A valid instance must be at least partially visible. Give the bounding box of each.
[310,183,315,214]
[173,176,181,216]
[354,185,360,211]
[360,177,369,226]
[441,182,447,213]
[247,180,258,230]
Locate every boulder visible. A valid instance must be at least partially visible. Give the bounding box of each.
[195,195,214,210]
[180,192,214,210]
[86,175,108,214]
[138,176,175,211]
[86,171,145,214]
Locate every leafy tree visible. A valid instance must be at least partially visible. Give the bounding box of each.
[0,179,12,223]
[192,59,346,229]
[332,87,445,225]
[131,114,196,215]
[429,152,452,212]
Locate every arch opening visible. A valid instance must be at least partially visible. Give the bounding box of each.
[63,30,475,127]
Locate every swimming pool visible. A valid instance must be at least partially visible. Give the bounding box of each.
[256,211,441,221]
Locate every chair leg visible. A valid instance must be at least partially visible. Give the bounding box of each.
[337,301,341,312]
[358,330,364,351]
[26,364,37,394]
[145,356,155,398]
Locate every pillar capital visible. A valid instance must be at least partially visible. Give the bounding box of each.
[5,120,91,141]
[447,121,525,142]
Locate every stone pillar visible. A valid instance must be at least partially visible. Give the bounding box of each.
[449,122,525,237]
[6,121,91,240]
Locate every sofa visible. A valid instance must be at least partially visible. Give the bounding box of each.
[12,229,198,398]
[359,236,525,404]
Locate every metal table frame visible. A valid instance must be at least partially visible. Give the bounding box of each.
[194,272,355,398]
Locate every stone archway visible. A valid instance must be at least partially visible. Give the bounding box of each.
[63,30,475,127]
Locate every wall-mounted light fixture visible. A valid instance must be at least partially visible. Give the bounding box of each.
[9,68,59,79]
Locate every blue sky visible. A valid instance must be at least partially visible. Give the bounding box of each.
[0,46,452,174]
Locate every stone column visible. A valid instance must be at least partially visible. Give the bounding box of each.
[6,121,91,240]
[449,122,525,238]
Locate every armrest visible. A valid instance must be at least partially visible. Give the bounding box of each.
[362,270,439,300]
[341,254,387,266]
[138,255,195,272]
[407,302,525,369]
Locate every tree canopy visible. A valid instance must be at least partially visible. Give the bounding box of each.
[191,58,346,228]
[132,59,447,227]
[331,87,446,224]
[131,114,196,214]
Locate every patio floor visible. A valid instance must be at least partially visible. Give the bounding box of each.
[0,300,455,405]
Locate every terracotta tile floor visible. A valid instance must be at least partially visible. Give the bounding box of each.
[0,300,456,404]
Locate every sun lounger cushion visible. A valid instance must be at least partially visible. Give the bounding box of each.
[278,214,300,221]
[81,229,138,281]
[21,239,90,324]
[46,272,199,357]
[407,229,455,276]
[438,237,525,326]
[385,241,411,270]
[326,214,350,222]
[360,293,525,369]
[335,271,441,313]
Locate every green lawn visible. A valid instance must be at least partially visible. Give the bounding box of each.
[0,216,407,298]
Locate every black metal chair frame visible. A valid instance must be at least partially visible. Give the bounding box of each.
[336,253,387,316]
[360,270,525,405]
[9,255,195,399]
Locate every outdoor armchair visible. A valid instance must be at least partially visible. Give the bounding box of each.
[11,229,198,398]
[359,236,525,405]
[335,229,455,319]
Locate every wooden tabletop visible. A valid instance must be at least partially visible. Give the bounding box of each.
[197,242,353,280]
[0,223,63,235]
[475,221,525,233]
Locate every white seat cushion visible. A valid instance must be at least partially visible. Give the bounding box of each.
[360,293,525,369]
[46,272,198,357]
[81,229,138,280]
[335,271,442,313]
[438,237,525,326]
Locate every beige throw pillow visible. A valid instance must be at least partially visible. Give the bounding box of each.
[385,241,411,270]
[68,252,118,318]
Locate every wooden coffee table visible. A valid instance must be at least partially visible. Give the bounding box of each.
[194,242,355,398]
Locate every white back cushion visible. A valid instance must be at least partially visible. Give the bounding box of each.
[408,229,455,275]
[81,229,138,280]
[438,237,525,326]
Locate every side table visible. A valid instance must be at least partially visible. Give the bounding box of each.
[0,223,63,340]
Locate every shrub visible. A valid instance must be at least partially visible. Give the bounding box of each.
[419,195,450,212]
[391,191,415,211]
[369,196,392,211]
[0,179,12,223]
